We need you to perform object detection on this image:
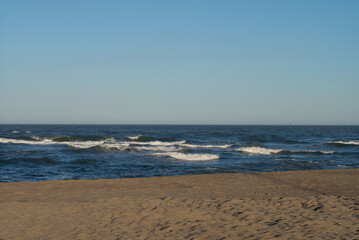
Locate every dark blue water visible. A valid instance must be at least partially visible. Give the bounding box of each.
[1,125,358,182]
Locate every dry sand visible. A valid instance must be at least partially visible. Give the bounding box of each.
[0,169,358,239]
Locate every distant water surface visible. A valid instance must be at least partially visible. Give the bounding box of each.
[0,125,358,182]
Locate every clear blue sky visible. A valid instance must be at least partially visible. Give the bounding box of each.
[0,0,358,124]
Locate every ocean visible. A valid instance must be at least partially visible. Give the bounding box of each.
[0,125,358,182]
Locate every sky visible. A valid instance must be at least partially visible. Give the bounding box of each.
[0,0,358,125]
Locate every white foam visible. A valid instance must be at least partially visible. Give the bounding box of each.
[321,151,335,154]
[99,142,130,151]
[12,131,19,134]
[134,146,178,152]
[128,140,186,146]
[237,147,283,155]
[236,146,335,155]
[0,137,184,151]
[126,138,231,149]
[290,150,335,154]
[332,141,359,145]
[65,141,107,149]
[66,138,117,149]
[0,137,54,145]
[0,137,109,149]
[180,143,232,149]
[153,152,219,161]
[127,135,142,140]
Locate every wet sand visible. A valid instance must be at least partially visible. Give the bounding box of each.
[0,169,358,239]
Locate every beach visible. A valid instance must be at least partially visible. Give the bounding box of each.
[0,168,358,239]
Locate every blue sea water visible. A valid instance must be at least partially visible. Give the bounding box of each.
[0,125,358,182]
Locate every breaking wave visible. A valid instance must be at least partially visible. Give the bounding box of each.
[126,135,232,149]
[0,137,182,153]
[328,141,359,146]
[0,137,113,149]
[237,147,283,155]
[287,150,335,155]
[153,152,219,161]
[127,135,155,142]
[236,146,335,155]
[1,137,57,145]
[134,146,178,152]
[127,140,186,146]
[180,143,232,149]
[0,137,336,156]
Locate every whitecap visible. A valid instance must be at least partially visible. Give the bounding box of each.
[127,140,186,146]
[127,135,142,140]
[322,151,335,154]
[65,141,107,149]
[237,146,283,155]
[0,137,57,146]
[126,138,231,149]
[89,143,128,151]
[180,143,232,149]
[332,141,359,145]
[236,146,335,155]
[0,137,109,149]
[67,138,117,149]
[12,131,20,134]
[290,150,335,154]
[153,152,219,161]
[134,146,178,152]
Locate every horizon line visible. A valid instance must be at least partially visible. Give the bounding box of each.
[0,123,358,126]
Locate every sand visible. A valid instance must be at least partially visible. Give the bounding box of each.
[0,169,358,240]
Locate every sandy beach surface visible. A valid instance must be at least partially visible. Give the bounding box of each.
[1,169,358,239]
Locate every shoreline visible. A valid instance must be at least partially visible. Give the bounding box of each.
[1,168,358,239]
[2,167,358,184]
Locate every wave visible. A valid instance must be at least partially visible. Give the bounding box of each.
[128,140,231,149]
[2,136,40,141]
[127,135,155,142]
[328,141,359,146]
[0,137,181,152]
[0,137,112,149]
[91,143,178,153]
[134,146,178,152]
[236,146,334,155]
[287,150,335,155]
[1,137,335,156]
[50,135,113,142]
[66,141,110,149]
[126,134,235,150]
[180,143,232,149]
[0,137,56,145]
[153,152,219,161]
[98,142,133,152]
[126,135,232,149]
[237,147,283,155]
[127,140,186,146]
[127,135,141,140]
